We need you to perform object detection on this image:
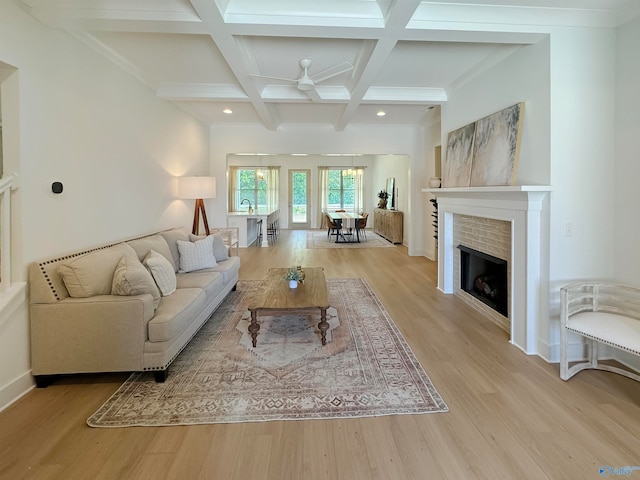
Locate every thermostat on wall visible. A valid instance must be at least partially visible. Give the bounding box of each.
[47,178,65,198]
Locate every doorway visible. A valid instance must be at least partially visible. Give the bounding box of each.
[288,169,311,229]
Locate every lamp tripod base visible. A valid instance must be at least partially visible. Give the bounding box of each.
[192,198,210,236]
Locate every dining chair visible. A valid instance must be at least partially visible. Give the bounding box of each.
[357,212,369,241]
[326,214,341,238]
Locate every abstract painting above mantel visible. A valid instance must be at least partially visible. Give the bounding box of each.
[442,102,525,188]
[442,123,475,188]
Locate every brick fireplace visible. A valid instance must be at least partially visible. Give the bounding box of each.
[455,216,511,331]
[424,186,551,355]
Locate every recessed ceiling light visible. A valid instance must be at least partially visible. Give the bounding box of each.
[223,108,233,114]
[377,111,386,117]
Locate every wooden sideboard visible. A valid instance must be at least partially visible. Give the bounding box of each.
[373,209,403,244]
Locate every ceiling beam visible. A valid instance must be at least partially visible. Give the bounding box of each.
[336,0,423,131]
[189,0,279,130]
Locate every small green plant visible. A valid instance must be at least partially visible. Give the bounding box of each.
[284,266,303,282]
[377,190,389,200]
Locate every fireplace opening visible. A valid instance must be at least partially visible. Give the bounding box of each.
[458,245,508,317]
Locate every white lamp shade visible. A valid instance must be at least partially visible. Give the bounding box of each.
[177,176,216,199]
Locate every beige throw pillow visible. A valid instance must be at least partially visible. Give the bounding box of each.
[59,243,138,298]
[144,250,177,296]
[127,234,177,272]
[111,256,161,309]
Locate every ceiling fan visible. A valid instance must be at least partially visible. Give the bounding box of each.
[250,58,353,100]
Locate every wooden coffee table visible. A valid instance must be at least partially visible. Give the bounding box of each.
[247,267,330,347]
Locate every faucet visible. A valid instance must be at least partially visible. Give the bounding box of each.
[240,198,253,213]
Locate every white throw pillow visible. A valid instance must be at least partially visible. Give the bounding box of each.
[111,255,161,309]
[144,250,177,296]
[177,236,217,272]
[189,233,229,262]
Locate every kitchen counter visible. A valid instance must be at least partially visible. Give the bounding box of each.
[227,208,279,247]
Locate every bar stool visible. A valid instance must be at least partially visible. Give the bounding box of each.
[267,209,279,243]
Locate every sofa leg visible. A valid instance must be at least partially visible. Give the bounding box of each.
[34,375,54,388]
[153,369,168,383]
[232,283,237,291]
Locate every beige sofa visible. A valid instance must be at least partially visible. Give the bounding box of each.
[29,227,240,387]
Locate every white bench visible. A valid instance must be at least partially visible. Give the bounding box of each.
[560,282,640,382]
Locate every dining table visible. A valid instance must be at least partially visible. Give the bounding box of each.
[327,211,364,243]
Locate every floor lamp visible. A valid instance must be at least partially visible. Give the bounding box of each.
[178,176,216,235]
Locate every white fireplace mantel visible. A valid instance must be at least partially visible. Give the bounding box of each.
[422,185,552,355]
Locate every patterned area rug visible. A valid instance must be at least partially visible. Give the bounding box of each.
[87,278,448,427]
[306,229,395,248]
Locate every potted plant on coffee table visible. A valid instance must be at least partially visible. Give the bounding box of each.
[284,266,304,288]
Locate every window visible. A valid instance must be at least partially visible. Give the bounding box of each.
[327,169,356,211]
[237,169,267,209]
[318,167,365,223]
[228,166,279,212]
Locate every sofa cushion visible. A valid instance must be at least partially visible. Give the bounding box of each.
[127,234,176,272]
[176,271,224,298]
[160,228,190,272]
[190,233,229,262]
[196,256,240,285]
[147,288,207,342]
[58,243,138,298]
[144,250,177,296]
[177,236,217,272]
[111,255,161,309]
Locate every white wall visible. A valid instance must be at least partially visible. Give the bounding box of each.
[546,27,616,360]
[0,2,210,410]
[441,39,551,185]
[439,40,553,348]
[441,27,617,361]
[613,17,640,371]
[210,124,427,252]
[615,17,640,285]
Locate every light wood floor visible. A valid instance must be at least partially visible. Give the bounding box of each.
[2,230,639,480]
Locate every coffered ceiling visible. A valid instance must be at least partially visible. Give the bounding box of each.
[20,0,639,131]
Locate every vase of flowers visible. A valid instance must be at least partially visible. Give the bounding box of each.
[285,266,304,288]
[377,190,389,209]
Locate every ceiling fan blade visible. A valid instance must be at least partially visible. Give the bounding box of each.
[249,73,298,83]
[304,87,321,102]
[310,62,354,83]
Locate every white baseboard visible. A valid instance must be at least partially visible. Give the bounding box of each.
[0,370,35,413]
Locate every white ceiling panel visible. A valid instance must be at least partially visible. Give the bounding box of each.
[19,0,638,130]
[94,32,234,86]
[374,41,503,88]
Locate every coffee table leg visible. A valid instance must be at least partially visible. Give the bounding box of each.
[318,307,329,345]
[248,309,260,347]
